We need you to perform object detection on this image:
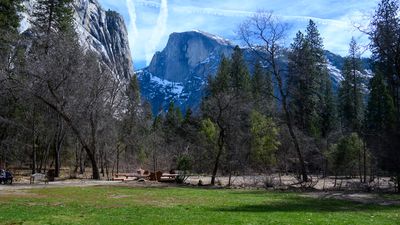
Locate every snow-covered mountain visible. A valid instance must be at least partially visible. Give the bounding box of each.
[21,0,134,81]
[137,31,372,114]
[137,31,236,113]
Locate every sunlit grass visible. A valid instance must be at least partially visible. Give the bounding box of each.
[0,186,399,225]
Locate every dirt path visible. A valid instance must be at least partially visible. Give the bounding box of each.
[0,179,177,192]
[0,180,122,191]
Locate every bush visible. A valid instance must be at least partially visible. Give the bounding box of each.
[175,156,192,184]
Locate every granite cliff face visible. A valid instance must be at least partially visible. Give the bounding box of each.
[147,31,234,82]
[137,31,236,113]
[22,0,134,81]
[73,0,133,81]
[138,31,371,114]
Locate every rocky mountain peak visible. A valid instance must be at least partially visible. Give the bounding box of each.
[147,30,233,82]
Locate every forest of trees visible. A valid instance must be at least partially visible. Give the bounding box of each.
[0,0,399,191]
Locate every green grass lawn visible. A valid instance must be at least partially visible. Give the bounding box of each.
[0,186,399,225]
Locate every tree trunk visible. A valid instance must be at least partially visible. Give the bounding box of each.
[152,151,157,174]
[274,60,308,182]
[228,169,232,187]
[211,129,224,186]
[85,147,100,179]
[79,147,85,174]
[89,113,100,180]
[73,143,79,175]
[363,139,367,183]
[55,146,61,177]
[105,151,109,180]
[397,174,400,193]
[54,116,65,177]
[210,148,222,186]
[116,148,120,174]
[283,101,308,182]
[31,110,36,175]
[358,148,362,183]
[100,149,104,177]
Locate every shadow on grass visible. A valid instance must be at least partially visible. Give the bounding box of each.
[214,196,400,213]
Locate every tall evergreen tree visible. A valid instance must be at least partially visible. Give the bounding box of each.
[369,0,400,120]
[230,46,251,96]
[368,0,400,189]
[305,20,325,64]
[127,74,141,110]
[0,0,22,32]
[288,21,334,137]
[320,76,337,138]
[208,56,230,95]
[251,61,274,115]
[288,30,318,135]
[0,0,22,58]
[339,38,364,133]
[366,73,396,134]
[366,72,398,189]
[31,0,74,34]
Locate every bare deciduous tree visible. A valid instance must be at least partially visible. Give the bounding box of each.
[238,11,308,182]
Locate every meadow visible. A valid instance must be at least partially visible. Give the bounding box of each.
[0,186,399,225]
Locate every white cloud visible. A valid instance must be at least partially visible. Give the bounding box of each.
[126,0,139,56]
[145,0,169,65]
[99,0,379,67]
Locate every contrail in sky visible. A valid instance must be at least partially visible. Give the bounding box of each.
[126,0,139,57]
[145,0,168,65]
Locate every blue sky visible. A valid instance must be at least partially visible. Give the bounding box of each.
[98,0,379,69]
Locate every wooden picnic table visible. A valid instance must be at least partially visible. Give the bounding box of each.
[113,173,150,181]
[161,173,179,178]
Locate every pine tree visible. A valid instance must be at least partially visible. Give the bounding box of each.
[369,0,400,120]
[366,71,398,189]
[0,0,23,32]
[287,19,338,140]
[288,20,333,137]
[31,0,74,34]
[252,61,274,115]
[288,30,318,134]
[127,74,141,108]
[230,46,251,95]
[208,56,231,95]
[165,102,183,133]
[305,20,325,63]
[0,0,23,58]
[320,76,337,138]
[339,38,364,133]
[366,72,396,133]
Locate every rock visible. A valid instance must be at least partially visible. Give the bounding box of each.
[22,0,134,82]
[73,0,134,81]
[137,30,235,114]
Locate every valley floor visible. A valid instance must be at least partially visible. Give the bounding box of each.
[0,182,399,225]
